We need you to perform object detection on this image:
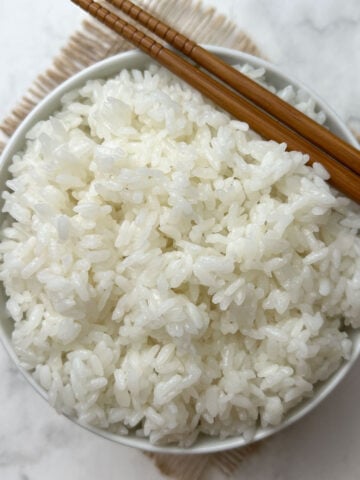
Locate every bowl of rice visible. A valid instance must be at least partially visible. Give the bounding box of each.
[0,46,359,454]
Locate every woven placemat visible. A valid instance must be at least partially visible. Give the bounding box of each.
[0,1,358,479]
[0,0,261,148]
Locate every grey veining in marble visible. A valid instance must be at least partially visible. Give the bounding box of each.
[0,1,359,479]
[207,0,360,124]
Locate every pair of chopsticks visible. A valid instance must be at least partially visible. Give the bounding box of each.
[71,0,360,203]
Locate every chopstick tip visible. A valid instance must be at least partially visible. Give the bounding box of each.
[71,0,92,8]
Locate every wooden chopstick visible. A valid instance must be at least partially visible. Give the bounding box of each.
[70,0,360,203]
[105,0,360,178]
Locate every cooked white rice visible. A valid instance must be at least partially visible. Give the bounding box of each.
[0,63,359,446]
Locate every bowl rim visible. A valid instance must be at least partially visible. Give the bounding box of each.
[0,45,359,455]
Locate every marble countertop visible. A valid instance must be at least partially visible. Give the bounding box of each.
[0,1,359,479]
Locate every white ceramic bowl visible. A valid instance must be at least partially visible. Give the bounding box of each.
[0,47,359,454]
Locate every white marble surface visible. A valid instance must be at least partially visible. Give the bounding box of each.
[0,1,360,479]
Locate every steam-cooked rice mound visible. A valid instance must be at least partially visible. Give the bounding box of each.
[1,64,359,446]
